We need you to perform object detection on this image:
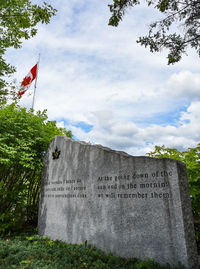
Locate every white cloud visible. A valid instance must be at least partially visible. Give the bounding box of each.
[57,121,65,129]
[68,102,200,155]
[167,71,200,100]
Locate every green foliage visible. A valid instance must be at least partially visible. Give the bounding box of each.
[147,144,200,250]
[0,0,57,100]
[0,103,72,234]
[108,0,200,64]
[0,232,190,269]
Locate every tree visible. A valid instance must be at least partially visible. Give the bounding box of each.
[0,103,72,234]
[0,0,57,101]
[108,0,200,64]
[147,144,200,248]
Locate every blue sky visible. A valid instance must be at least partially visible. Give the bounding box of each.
[5,0,200,155]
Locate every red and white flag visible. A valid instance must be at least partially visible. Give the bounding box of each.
[18,64,37,97]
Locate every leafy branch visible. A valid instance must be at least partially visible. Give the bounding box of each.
[108,0,200,64]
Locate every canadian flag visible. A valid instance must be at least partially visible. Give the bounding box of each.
[18,64,37,97]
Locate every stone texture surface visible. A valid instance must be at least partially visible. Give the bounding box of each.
[38,136,198,268]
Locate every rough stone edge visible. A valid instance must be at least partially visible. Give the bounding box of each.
[177,161,199,269]
[54,136,131,157]
[52,136,185,164]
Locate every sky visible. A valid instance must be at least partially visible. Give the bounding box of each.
[5,0,200,156]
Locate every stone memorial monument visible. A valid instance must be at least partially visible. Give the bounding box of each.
[38,136,198,268]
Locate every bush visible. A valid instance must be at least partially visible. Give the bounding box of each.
[0,233,192,269]
[0,103,72,234]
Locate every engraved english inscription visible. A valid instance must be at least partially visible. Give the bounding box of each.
[96,170,172,200]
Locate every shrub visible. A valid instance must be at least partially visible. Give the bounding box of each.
[0,103,72,234]
[0,233,192,269]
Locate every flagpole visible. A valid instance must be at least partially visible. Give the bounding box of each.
[32,53,40,110]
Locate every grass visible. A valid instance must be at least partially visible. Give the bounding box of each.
[0,231,197,269]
